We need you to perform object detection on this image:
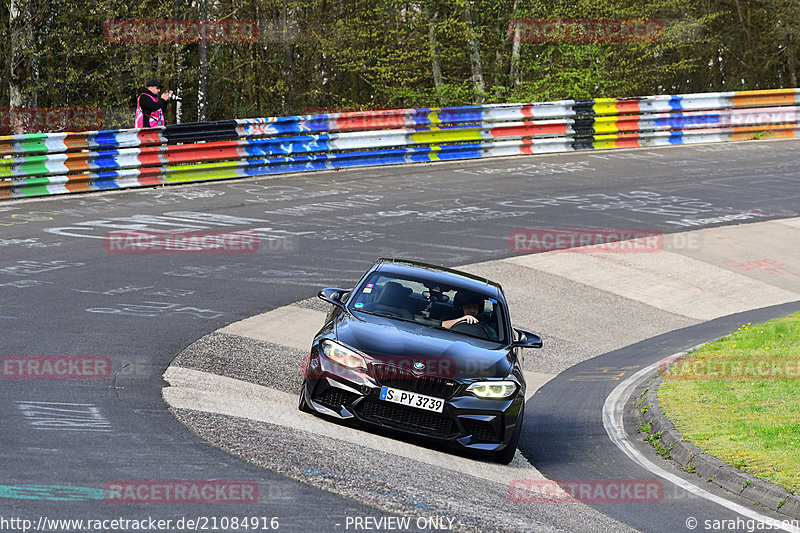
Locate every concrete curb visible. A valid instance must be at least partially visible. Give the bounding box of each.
[635,363,800,518]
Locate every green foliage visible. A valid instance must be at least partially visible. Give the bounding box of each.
[1,0,798,130]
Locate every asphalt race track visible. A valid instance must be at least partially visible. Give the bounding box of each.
[1,139,799,532]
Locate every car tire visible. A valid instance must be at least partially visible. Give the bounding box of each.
[298,383,313,413]
[495,405,523,464]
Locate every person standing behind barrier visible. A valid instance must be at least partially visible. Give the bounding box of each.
[135,78,174,128]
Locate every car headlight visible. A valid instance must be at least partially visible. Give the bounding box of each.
[320,340,367,370]
[467,380,517,399]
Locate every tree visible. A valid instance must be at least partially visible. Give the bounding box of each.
[0,0,796,132]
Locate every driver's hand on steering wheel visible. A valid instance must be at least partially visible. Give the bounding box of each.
[441,314,478,329]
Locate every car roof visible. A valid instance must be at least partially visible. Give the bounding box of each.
[370,258,503,297]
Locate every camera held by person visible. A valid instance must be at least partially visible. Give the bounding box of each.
[134,78,178,128]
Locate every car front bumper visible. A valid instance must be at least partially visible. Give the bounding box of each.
[302,351,524,453]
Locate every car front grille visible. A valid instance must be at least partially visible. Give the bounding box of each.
[370,364,459,399]
[461,419,500,443]
[357,400,455,437]
[315,388,360,409]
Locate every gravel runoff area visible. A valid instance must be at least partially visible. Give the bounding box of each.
[172,331,305,396]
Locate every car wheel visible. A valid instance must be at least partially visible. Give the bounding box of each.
[298,383,313,413]
[495,405,523,464]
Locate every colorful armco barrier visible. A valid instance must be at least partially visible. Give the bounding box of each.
[2,88,799,200]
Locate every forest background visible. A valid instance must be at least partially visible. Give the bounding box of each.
[2,0,798,131]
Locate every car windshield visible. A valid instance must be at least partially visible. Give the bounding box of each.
[348,272,506,344]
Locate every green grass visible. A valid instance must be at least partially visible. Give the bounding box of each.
[658,311,800,493]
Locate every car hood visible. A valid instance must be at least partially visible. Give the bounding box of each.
[334,313,513,379]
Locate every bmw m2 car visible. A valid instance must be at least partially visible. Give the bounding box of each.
[299,258,542,464]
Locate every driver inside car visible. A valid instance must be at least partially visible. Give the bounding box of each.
[441,291,498,341]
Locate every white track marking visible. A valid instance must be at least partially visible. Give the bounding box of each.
[602,355,800,533]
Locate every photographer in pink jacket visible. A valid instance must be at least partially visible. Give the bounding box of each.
[134,78,175,128]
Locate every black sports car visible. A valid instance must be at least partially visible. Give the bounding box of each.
[299,258,542,464]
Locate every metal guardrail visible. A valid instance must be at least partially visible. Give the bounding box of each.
[2,89,799,200]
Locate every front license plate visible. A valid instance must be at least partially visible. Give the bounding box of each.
[379,386,444,413]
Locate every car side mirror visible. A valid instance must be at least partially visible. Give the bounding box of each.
[512,328,543,348]
[318,288,348,311]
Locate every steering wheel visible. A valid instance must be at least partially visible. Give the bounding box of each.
[450,320,490,339]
